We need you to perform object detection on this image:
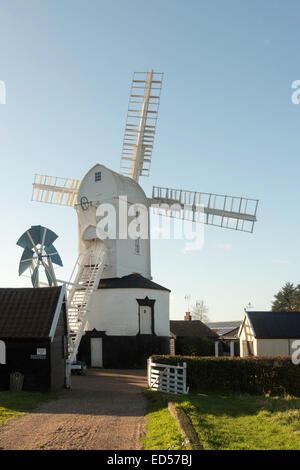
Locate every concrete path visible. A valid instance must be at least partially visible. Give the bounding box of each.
[0,369,147,450]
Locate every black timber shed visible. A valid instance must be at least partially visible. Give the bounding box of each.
[0,286,68,392]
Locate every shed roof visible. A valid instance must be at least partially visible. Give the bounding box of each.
[245,311,300,339]
[0,286,63,339]
[170,320,218,339]
[98,273,170,292]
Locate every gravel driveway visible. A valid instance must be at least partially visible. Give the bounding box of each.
[0,369,147,450]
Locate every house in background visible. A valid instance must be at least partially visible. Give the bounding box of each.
[206,321,241,337]
[239,311,300,357]
[0,286,68,392]
[206,320,241,356]
[170,312,217,355]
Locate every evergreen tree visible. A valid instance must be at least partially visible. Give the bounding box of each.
[271,282,300,311]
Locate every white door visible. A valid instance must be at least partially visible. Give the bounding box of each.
[0,340,5,364]
[91,338,103,367]
[140,306,152,334]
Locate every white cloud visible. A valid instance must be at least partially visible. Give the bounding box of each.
[216,243,232,251]
[272,259,291,266]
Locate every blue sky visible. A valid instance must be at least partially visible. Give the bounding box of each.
[1,0,300,321]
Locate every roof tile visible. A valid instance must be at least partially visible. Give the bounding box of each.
[247,311,300,338]
[170,320,217,338]
[0,286,62,339]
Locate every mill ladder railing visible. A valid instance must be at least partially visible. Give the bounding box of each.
[66,247,107,363]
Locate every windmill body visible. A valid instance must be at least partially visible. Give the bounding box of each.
[32,161,170,368]
[76,163,151,280]
[29,70,258,369]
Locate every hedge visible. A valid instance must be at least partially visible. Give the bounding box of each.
[151,355,300,396]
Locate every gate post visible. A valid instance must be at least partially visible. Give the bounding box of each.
[147,357,152,387]
[183,362,187,394]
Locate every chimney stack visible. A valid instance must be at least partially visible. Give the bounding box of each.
[184,312,192,321]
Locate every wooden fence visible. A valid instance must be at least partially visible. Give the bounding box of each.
[147,358,189,395]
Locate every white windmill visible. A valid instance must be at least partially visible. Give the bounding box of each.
[30,70,258,370]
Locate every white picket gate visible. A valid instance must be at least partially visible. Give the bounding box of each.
[147,358,189,395]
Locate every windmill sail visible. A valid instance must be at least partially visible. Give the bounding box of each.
[17,225,58,248]
[32,174,81,206]
[150,186,259,233]
[17,225,63,287]
[120,70,163,182]
[31,266,39,288]
[18,247,34,275]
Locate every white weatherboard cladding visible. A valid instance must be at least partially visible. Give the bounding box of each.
[86,288,170,337]
[256,338,300,357]
[76,164,151,279]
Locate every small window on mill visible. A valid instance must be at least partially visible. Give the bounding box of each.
[95,171,102,182]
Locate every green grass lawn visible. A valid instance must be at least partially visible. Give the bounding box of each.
[142,390,187,450]
[0,391,52,429]
[172,392,300,450]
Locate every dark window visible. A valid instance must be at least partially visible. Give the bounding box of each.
[95,171,101,182]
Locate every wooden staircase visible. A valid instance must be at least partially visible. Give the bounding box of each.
[66,247,107,362]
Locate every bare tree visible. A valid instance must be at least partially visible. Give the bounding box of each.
[191,300,209,322]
